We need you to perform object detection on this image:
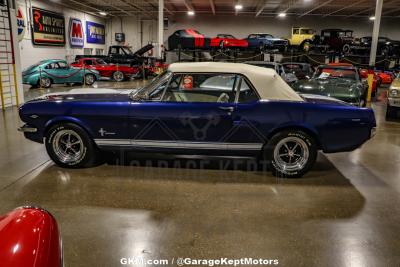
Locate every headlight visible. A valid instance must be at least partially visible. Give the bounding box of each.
[390,89,398,97]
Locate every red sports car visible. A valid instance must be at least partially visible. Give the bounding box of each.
[210,34,248,49]
[375,71,394,84]
[71,58,139,82]
[0,207,62,267]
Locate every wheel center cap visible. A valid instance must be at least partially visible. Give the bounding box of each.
[288,151,294,157]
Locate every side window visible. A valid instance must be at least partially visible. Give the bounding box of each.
[57,62,68,69]
[163,73,237,103]
[45,63,54,69]
[84,60,93,65]
[238,78,259,103]
[293,29,300,34]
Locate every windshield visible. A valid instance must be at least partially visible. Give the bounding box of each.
[314,67,356,80]
[130,71,172,99]
[260,34,273,38]
[121,46,134,55]
[218,34,235,39]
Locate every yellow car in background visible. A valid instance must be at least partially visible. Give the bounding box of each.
[386,75,400,119]
[287,27,316,51]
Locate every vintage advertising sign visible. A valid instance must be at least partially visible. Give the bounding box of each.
[69,18,84,48]
[16,7,26,41]
[86,21,105,44]
[32,7,65,46]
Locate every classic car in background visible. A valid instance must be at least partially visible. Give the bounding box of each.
[244,61,298,84]
[287,27,316,51]
[22,60,100,88]
[75,44,154,67]
[310,29,355,53]
[168,29,211,50]
[70,58,139,82]
[282,62,315,80]
[353,36,400,56]
[386,74,400,119]
[291,64,368,106]
[210,34,248,49]
[245,33,288,52]
[0,207,62,267]
[375,70,394,85]
[18,62,376,178]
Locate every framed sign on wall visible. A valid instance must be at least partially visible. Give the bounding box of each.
[31,7,65,46]
[86,21,105,44]
[69,18,84,48]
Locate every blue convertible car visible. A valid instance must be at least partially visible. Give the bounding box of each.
[18,62,376,177]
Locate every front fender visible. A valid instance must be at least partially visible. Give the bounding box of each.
[44,116,95,138]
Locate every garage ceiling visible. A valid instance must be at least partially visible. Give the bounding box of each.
[53,0,400,18]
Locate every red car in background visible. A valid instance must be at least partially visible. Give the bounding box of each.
[210,34,248,49]
[375,70,394,85]
[0,207,62,267]
[71,58,139,82]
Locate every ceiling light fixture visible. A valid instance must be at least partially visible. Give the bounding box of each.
[369,16,375,20]
[235,4,243,10]
[278,12,286,17]
[187,10,195,16]
[99,11,107,16]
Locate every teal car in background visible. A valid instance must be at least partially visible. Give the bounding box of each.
[22,59,100,88]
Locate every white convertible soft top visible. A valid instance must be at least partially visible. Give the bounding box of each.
[168,62,304,102]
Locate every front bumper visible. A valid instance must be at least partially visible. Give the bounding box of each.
[388,97,400,107]
[18,124,38,133]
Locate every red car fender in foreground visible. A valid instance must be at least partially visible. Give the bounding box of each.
[0,207,62,267]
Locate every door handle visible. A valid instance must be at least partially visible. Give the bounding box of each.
[219,106,234,112]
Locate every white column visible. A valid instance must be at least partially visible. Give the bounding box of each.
[158,0,164,58]
[369,0,384,66]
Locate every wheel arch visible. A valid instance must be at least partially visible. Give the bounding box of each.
[265,124,323,150]
[44,117,95,140]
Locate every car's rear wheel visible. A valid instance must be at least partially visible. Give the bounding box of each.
[45,123,99,168]
[84,73,96,85]
[113,71,125,82]
[39,77,52,88]
[264,130,317,178]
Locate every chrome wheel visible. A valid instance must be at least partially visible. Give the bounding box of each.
[40,77,51,88]
[113,71,124,82]
[52,130,84,164]
[273,136,309,172]
[85,74,95,85]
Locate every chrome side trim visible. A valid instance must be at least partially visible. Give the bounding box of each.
[94,139,263,150]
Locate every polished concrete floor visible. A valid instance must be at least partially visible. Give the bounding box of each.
[0,82,399,266]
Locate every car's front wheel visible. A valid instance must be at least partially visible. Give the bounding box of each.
[264,130,317,178]
[39,77,52,88]
[84,73,96,85]
[45,123,99,168]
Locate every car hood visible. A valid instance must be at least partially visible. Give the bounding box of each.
[29,88,136,102]
[292,78,358,99]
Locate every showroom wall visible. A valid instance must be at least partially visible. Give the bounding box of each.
[165,15,400,42]
[107,16,158,52]
[17,0,107,69]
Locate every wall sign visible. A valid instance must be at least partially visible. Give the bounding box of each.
[16,7,26,42]
[86,21,105,44]
[32,7,65,46]
[69,18,84,48]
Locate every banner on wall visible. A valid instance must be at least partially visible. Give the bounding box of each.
[32,7,65,46]
[16,7,26,42]
[86,21,105,44]
[69,18,84,48]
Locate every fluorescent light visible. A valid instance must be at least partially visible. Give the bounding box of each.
[187,10,195,16]
[235,4,243,10]
[369,16,375,20]
[278,12,286,17]
[99,11,107,16]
